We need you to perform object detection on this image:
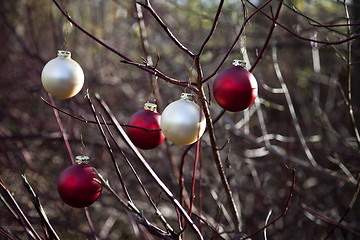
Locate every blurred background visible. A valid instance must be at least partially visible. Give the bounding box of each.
[1,0,360,239]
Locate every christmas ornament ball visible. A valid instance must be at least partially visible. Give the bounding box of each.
[213,60,258,112]
[41,50,84,99]
[57,156,102,208]
[161,93,206,145]
[127,103,165,149]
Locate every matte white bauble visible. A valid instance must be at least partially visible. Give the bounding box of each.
[161,93,206,145]
[41,50,84,99]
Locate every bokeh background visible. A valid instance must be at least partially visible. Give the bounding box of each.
[1,0,360,239]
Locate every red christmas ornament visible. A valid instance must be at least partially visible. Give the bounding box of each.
[213,60,258,112]
[57,156,102,208]
[127,102,165,149]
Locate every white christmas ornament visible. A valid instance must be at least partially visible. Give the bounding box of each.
[161,93,206,145]
[41,50,84,99]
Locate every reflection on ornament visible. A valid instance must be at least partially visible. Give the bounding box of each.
[161,93,206,145]
[41,50,84,99]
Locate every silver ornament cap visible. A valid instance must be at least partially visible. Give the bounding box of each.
[75,156,90,164]
[180,92,195,101]
[57,50,71,58]
[144,102,157,112]
[232,59,246,68]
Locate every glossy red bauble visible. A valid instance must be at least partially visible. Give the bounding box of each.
[213,61,258,112]
[57,159,102,208]
[127,103,165,149]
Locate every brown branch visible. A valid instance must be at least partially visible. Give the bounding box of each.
[86,92,133,203]
[133,0,165,112]
[302,206,360,237]
[137,0,195,58]
[22,175,60,240]
[241,168,296,240]
[99,113,176,236]
[309,22,360,28]
[95,93,204,240]
[51,0,191,89]
[93,171,174,240]
[196,86,242,238]
[120,60,199,93]
[218,110,352,183]
[245,0,360,47]
[48,94,75,164]
[0,179,42,240]
[325,174,360,239]
[250,0,284,72]
[202,0,274,83]
[197,0,225,57]
[41,97,162,132]
[0,226,17,240]
[83,208,99,240]
[0,7,45,65]
[343,2,360,152]
[193,2,277,236]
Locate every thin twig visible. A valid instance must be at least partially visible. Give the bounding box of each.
[48,94,74,164]
[241,168,296,240]
[51,0,194,90]
[22,175,60,240]
[50,94,98,239]
[263,209,272,240]
[41,97,161,132]
[202,0,274,83]
[198,150,203,235]
[324,174,360,239]
[272,43,318,167]
[133,0,165,112]
[191,2,277,237]
[0,179,42,240]
[85,92,133,203]
[84,207,99,240]
[197,0,225,57]
[95,93,204,240]
[245,0,360,46]
[99,113,176,236]
[93,171,174,240]
[188,139,201,218]
[216,107,353,183]
[309,22,360,28]
[137,0,195,58]
[343,0,360,151]
[250,0,284,72]
[302,206,360,237]
[0,226,19,240]
[196,86,242,238]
